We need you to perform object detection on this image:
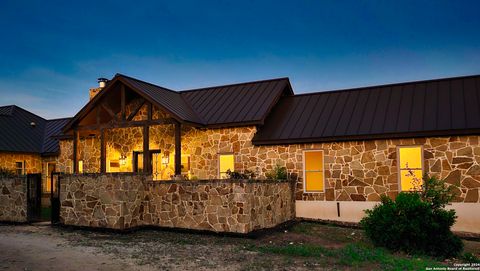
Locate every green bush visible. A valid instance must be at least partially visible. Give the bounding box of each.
[225,169,255,179]
[0,167,15,177]
[360,176,463,259]
[265,165,288,180]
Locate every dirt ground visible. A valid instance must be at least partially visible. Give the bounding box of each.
[0,222,478,271]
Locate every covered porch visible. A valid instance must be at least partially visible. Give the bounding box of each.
[62,75,197,180]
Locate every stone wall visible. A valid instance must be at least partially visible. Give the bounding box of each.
[56,112,480,203]
[0,153,42,174]
[59,174,295,233]
[0,176,27,222]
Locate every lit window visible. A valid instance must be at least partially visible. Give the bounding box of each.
[398,146,423,191]
[303,150,324,192]
[219,154,234,178]
[15,161,25,175]
[43,163,56,193]
[78,160,84,173]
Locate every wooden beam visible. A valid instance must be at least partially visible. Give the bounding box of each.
[147,102,152,120]
[73,129,79,173]
[101,103,116,120]
[126,99,145,121]
[174,121,181,176]
[143,125,150,173]
[76,118,176,131]
[96,107,101,125]
[100,128,106,173]
[121,85,126,121]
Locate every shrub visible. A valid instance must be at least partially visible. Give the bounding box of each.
[360,175,463,259]
[225,169,255,180]
[265,165,288,180]
[0,167,15,177]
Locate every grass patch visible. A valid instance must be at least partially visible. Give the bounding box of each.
[249,243,444,271]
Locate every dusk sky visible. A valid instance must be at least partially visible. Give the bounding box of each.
[0,0,479,119]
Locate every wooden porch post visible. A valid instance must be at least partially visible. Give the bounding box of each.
[121,84,126,121]
[73,129,79,173]
[143,125,150,173]
[100,128,106,173]
[174,121,181,176]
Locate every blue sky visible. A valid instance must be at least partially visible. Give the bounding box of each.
[0,0,479,119]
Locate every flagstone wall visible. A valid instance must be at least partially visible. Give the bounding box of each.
[56,125,480,203]
[0,176,27,222]
[59,173,295,233]
[0,153,42,174]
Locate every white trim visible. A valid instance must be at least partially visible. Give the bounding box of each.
[396,145,424,191]
[302,149,325,193]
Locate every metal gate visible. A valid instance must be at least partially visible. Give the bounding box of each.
[50,172,61,224]
[26,173,42,222]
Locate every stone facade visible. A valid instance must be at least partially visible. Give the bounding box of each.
[55,105,480,203]
[0,176,27,222]
[0,153,42,174]
[59,173,294,233]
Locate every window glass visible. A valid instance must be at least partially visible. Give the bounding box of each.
[304,151,324,192]
[219,154,234,178]
[78,160,84,173]
[15,161,24,175]
[398,146,423,191]
[43,163,56,193]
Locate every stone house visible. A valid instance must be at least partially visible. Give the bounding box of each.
[54,73,480,233]
[0,105,69,205]
[2,73,480,233]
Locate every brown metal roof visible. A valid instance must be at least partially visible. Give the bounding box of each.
[41,118,71,155]
[119,74,203,124]
[63,74,293,132]
[253,75,480,145]
[0,105,70,155]
[181,78,293,126]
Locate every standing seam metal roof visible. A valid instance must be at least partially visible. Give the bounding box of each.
[252,75,480,144]
[0,105,70,155]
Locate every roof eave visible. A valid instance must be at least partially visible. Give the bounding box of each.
[252,129,480,146]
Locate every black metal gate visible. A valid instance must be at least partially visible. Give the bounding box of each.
[26,173,42,222]
[50,172,61,224]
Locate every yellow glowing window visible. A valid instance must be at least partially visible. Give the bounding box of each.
[78,160,84,173]
[219,154,234,178]
[398,146,423,191]
[303,150,324,192]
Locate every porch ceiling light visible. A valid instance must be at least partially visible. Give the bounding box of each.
[119,154,127,166]
[161,153,170,165]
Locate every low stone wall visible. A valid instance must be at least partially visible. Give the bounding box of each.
[0,176,27,222]
[59,174,295,233]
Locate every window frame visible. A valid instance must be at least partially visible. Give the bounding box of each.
[15,161,25,175]
[302,149,325,193]
[218,153,235,179]
[396,145,424,191]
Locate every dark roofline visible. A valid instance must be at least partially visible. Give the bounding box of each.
[180,77,292,93]
[115,73,178,93]
[7,105,47,121]
[47,117,72,121]
[252,128,480,146]
[294,74,480,97]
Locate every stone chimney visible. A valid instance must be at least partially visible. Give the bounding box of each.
[89,78,109,100]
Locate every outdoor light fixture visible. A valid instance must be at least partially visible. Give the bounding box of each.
[119,154,127,166]
[161,152,170,165]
